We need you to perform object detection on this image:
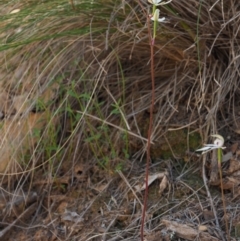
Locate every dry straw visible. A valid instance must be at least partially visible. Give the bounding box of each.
[0,0,239,240]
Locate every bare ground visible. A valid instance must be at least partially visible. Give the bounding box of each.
[1,0,240,240]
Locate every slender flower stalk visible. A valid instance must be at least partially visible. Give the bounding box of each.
[148,0,170,44]
[196,134,229,239]
[140,1,171,241]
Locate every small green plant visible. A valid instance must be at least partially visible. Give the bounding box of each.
[196,134,225,154]
[196,134,229,241]
[140,0,171,240]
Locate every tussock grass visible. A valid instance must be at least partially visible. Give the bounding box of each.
[0,0,240,240]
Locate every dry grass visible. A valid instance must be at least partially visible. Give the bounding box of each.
[0,0,240,240]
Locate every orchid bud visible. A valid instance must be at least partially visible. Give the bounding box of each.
[151,9,166,23]
[212,134,224,148]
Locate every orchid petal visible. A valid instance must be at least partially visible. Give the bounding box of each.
[151,9,166,23]
[196,146,213,152]
[148,0,172,6]
[157,17,166,22]
[203,144,219,147]
[148,0,162,5]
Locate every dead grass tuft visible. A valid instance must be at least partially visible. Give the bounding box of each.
[0,0,240,240]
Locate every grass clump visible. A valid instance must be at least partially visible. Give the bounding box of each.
[0,0,239,240]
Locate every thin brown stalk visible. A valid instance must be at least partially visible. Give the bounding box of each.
[140,42,155,241]
[137,4,156,240]
[218,161,230,241]
[134,1,153,240]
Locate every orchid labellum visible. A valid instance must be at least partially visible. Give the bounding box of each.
[148,0,172,6]
[196,134,226,154]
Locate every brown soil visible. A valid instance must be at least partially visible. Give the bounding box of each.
[1,1,240,241]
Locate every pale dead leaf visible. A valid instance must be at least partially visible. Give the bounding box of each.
[162,219,197,239]
[198,225,208,232]
[135,172,168,191]
[212,176,239,190]
[61,210,83,223]
[10,9,20,14]
[162,220,218,240]
[159,175,168,195]
[228,158,240,174]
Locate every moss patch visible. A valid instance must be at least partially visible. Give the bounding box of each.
[151,129,201,160]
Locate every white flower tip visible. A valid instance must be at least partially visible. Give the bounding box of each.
[150,9,166,23]
[196,134,226,154]
[148,0,161,5]
[211,134,224,148]
[148,0,172,5]
[158,17,166,22]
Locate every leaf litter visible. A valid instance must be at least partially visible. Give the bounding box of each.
[1,0,240,240]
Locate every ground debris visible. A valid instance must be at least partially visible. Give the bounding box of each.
[161,219,219,241]
[135,171,169,192]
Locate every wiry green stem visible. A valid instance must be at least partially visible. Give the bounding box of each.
[152,5,157,40]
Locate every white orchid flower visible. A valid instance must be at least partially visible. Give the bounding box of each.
[151,9,166,22]
[148,0,172,6]
[196,134,226,154]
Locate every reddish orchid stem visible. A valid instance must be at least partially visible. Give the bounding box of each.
[136,2,155,241]
[140,39,155,241]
